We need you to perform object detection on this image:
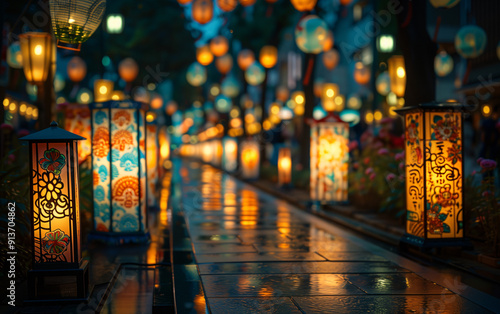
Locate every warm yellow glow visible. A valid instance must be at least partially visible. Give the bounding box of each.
[482,104,491,116]
[27,107,33,116]
[278,148,292,186]
[19,32,52,84]
[230,108,239,118]
[94,79,114,102]
[374,110,383,121]
[196,45,214,66]
[210,85,220,96]
[240,141,260,179]
[146,112,156,123]
[99,86,107,94]
[182,134,191,143]
[269,114,281,124]
[80,92,90,103]
[263,119,272,130]
[111,91,125,101]
[365,111,374,124]
[259,45,278,69]
[294,104,305,116]
[388,55,406,97]
[33,108,38,118]
[292,91,305,105]
[3,99,9,107]
[9,102,17,112]
[245,113,255,124]
[20,104,27,113]
[326,89,334,97]
[270,103,280,115]
[34,45,43,55]
[397,67,406,78]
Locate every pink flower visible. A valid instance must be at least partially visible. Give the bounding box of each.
[482,191,492,197]
[369,173,376,181]
[364,157,371,165]
[395,151,405,162]
[480,159,497,171]
[477,157,484,165]
[365,167,374,175]
[18,129,30,137]
[399,162,405,169]
[1,123,13,132]
[373,141,384,149]
[386,173,396,181]
[348,141,359,152]
[378,148,389,155]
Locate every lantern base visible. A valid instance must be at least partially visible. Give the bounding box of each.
[25,260,90,304]
[88,230,151,245]
[400,234,473,250]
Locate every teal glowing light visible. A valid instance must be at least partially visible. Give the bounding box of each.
[221,75,241,98]
[215,95,232,113]
[340,109,361,126]
[186,62,207,87]
[455,25,487,59]
[295,15,328,54]
[245,62,265,86]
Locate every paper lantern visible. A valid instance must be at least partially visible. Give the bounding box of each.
[150,93,164,110]
[292,91,305,106]
[276,86,289,102]
[158,126,170,168]
[430,0,460,8]
[215,94,232,113]
[239,0,257,6]
[49,0,106,50]
[323,31,334,51]
[388,56,406,97]
[20,122,89,301]
[245,62,266,86]
[118,58,139,83]
[434,51,454,77]
[455,25,487,59]
[217,0,237,12]
[186,62,207,86]
[340,0,353,5]
[166,100,178,115]
[77,88,93,104]
[177,0,193,4]
[240,139,260,179]
[295,15,328,54]
[221,76,241,98]
[277,147,292,187]
[210,36,229,57]
[192,0,213,24]
[347,94,362,110]
[290,0,317,12]
[310,112,349,202]
[259,45,278,69]
[67,56,87,83]
[94,79,114,102]
[238,49,256,70]
[354,62,370,85]
[376,71,391,96]
[146,120,158,209]
[397,101,470,248]
[322,83,339,112]
[222,137,238,172]
[196,45,214,66]
[90,100,148,243]
[63,104,92,163]
[19,32,54,84]
[6,42,23,69]
[215,54,233,75]
[323,49,339,70]
[106,14,123,34]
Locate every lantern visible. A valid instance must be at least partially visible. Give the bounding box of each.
[245,62,266,86]
[396,101,470,248]
[90,100,148,243]
[217,0,237,12]
[94,79,114,102]
[106,14,123,34]
[6,42,23,69]
[377,35,394,53]
[192,0,213,25]
[259,45,278,69]
[434,51,454,77]
[292,91,305,106]
[347,94,362,110]
[186,62,207,86]
[323,49,339,70]
[215,94,232,113]
[196,45,214,66]
[67,56,87,83]
[237,49,255,70]
[340,0,353,5]
[388,55,406,97]
[353,62,370,85]
[221,76,241,98]
[77,88,93,104]
[21,121,89,301]
[147,117,159,209]
[158,126,170,168]
[239,0,257,6]
[290,0,317,12]
[166,100,178,116]
[215,54,233,75]
[177,0,193,4]
[455,25,487,59]
[323,31,334,51]
[210,36,229,57]
[376,71,391,96]
[310,112,349,202]
[222,137,237,172]
[322,83,339,112]
[295,15,328,54]
[49,0,106,50]
[278,147,292,187]
[63,104,92,163]
[19,32,54,84]
[430,0,460,8]
[150,93,164,110]
[240,139,260,180]
[118,58,139,83]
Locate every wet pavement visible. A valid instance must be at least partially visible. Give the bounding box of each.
[172,158,500,313]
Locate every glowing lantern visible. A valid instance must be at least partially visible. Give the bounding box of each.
[346,94,362,110]
[147,118,159,209]
[118,58,139,83]
[376,71,391,96]
[245,62,266,86]
[67,56,87,83]
[276,86,289,102]
[340,0,353,5]
[292,91,305,106]
[280,106,294,120]
[215,54,233,75]
[158,126,170,168]
[290,0,318,12]
[196,45,214,66]
[397,101,469,248]
[259,45,278,69]
[177,0,193,4]
[295,15,328,54]
[150,93,163,110]
[314,78,324,98]
[430,0,460,8]
[239,0,257,6]
[77,88,93,104]
[322,83,339,112]
[388,56,406,97]
[63,104,92,163]
[19,32,54,84]
[221,76,241,98]
[215,94,232,113]
[240,140,260,180]
[186,62,207,86]
[94,79,114,102]
[6,42,23,69]
[377,35,394,53]
[217,0,237,12]
[166,100,178,115]
[323,49,339,70]
[434,51,454,77]
[223,137,238,172]
[90,100,148,243]
[111,91,125,101]
[210,36,229,57]
[455,25,487,59]
[49,0,106,50]
[238,49,255,70]
[106,14,123,34]
[310,112,349,202]
[354,62,370,85]
[192,0,213,24]
[21,122,89,301]
[278,147,292,187]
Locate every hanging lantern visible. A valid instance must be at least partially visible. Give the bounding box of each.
[215,94,232,113]
[67,56,87,83]
[21,122,89,302]
[278,147,292,187]
[196,45,214,66]
[166,100,178,115]
[19,32,54,85]
[346,94,362,110]
[314,78,324,98]
[276,86,289,102]
[186,62,207,86]
[215,54,233,75]
[245,62,266,86]
[322,31,334,51]
[455,25,487,59]
[90,100,148,243]
[222,137,238,172]
[323,49,339,70]
[6,42,23,69]
[397,101,470,248]
[239,0,257,6]
[295,15,328,54]
[177,0,193,4]
[321,83,339,112]
[376,71,391,96]
[292,91,305,106]
[310,112,349,202]
[118,58,139,83]
[77,88,93,104]
[340,0,353,5]
[353,62,370,85]
[63,104,92,163]
[430,0,460,8]
[49,0,106,51]
[147,116,159,209]
[192,0,213,25]
[290,0,318,12]
[434,51,454,77]
[94,79,114,102]
[217,0,237,12]
[237,49,256,71]
[240,139,260,180]
[388,55,406,97]
[259,45,278,69]
[210,36,229,57]
[150,93,164,110]
[221,76,241,98]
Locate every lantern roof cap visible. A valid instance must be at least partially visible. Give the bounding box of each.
[307,111,346,125]
[395,101,474,115]
[20,121,85,141]
[90,100,148,110]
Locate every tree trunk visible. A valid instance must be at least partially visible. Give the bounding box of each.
[299,53,316,169]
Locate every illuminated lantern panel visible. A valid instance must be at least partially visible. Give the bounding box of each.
[322,83,339,112]
[91,100,148,240]
[388,55,406,97]
[290,0,318,12]
[295,15,328,54]
[106,14,124,34]
[310,113,349,202]
[240,140,260,180]
[278,147,292,187]
[64,104,92,163]
[19,32,54,84]
[192,0,214,24]
[94,79,114,102]
[158,126,171,168]
[218,0,237,12]
[223,137,238,172]
[147,123,159,208]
